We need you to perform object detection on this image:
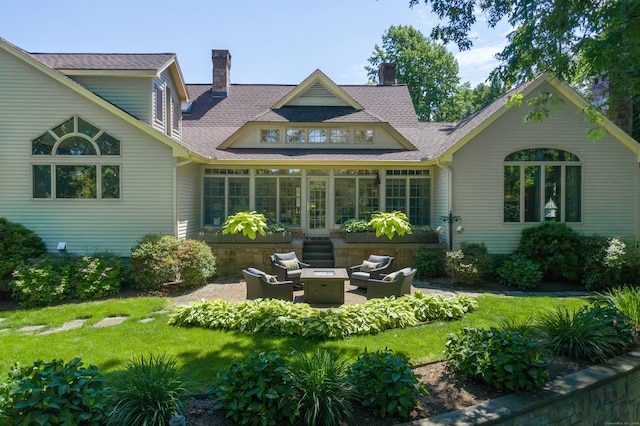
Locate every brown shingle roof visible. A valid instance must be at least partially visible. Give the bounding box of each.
[30,53,176,71]
[181,83,451,161]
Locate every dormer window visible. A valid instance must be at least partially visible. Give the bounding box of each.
[330,130,349,144]
[286,129,306,143]
[155,84,165,124]
[261,129,280,143]
[355,129,374,144]
[308,129,326,143]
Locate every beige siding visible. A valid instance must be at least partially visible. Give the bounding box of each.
[0,48,176,256]
[70,76,150,122]
[452,82,640,253]
[432,165,449,245]
[176,162,201,239]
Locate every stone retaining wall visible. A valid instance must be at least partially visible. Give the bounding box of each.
[402,350,640,425]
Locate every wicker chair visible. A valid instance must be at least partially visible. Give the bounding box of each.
[366,267,416,300]
[270,252,310,288]
[348,255,394,289]
[242,268,294,301]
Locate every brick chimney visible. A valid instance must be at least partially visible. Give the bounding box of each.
[212,50,231,97]
[378,63,396,86]
[593,75,633,135]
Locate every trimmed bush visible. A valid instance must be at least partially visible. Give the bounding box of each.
[212,350,298,426]
[496,255,543,289]
[108,353,190,426]
[517,222,583,281]
[415,248,445,279]
[0,218,47,289]
[460,242,493,279]
[0,358,110,425]
[349,348,427,419]
[288,350,353,426]
[444,327,547,391]
[130,235,216,290]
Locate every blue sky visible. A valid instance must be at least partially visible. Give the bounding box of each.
[3,0,512,87]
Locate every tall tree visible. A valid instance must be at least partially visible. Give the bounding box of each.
[408,0,640,111]
[366,25,460,121]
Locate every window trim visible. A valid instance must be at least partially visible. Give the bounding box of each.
[154,84,165,125]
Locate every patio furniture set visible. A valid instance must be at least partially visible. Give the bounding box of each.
[242,252,416,304]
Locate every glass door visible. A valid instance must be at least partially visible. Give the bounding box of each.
[306,178,328,236]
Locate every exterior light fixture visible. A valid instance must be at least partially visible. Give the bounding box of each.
[57,242,67,253]
[435,226,444,234]
[544,197,558,221]
[455,225,464,233]
[440,211,462,250]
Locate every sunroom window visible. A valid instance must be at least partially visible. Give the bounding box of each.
[504,148,581,223]
[261,129,280,143]
[31,115,121,199]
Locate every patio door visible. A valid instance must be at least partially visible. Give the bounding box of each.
[306,178,328,236]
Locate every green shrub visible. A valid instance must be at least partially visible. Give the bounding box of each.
[222,211,267,239]
[288,350,353,426]
[517,222,583,281]
[444,327,547,391]
[108,353,190,426]
[598,285,640,336]
[537,302,633,362]
[0,358,110,425]
[349,348,427,419]
[496,255,543,289]
[583,237,640,291]
[10,255,74,307]
[212,350,298,426]
[0,218,47,288]
[445,250,481,285]
[73,254,122,299]
[415,249,445,279]
[460,242,493,279]
[130,235,216,290]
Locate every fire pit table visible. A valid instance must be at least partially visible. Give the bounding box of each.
[300,268,348,304]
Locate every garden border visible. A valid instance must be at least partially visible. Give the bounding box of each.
[400,349,640,425]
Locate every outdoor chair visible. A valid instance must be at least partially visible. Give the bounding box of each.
[366,267,416,300]
[270,252,310,288]
[348,255,394,289]
[242,268,294,301]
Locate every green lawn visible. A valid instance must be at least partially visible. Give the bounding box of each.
[0,294,589,390]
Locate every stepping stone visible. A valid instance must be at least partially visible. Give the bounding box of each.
[40,319,86,335]
[18,325,46,333]
[93,316,128,328]
[138,317,154,323]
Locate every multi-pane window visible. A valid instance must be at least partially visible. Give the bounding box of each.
[203,169,250,226]
[385,171,431,226]
[334,175,379,225]
[286,129,306,143]
[31,116,121,199]
[171,96,180,134]
[330,129,349,144]
[354,129,374,144]
[504,148,581,223]
[260,129,280,143]
[308,129,326,143]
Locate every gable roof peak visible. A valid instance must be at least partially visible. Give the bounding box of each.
[272,69,364,110]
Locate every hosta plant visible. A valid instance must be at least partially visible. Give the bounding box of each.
[222,211,268,239]
[368,211,412,239]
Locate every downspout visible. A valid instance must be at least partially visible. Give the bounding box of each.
[173,158,194,237]
[436,158,453,249]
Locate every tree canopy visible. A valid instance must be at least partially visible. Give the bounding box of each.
[366,25,460,121]
[409,0,640,99]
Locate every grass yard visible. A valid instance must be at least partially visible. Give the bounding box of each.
[0,294,590,391]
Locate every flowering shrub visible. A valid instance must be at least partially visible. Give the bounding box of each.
[74,255,121,299]
[583,237,637,291]
[10,256,72,307]
[445,250,481,285]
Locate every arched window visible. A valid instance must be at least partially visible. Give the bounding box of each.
[31,115,121,199]
[504,148,581,223]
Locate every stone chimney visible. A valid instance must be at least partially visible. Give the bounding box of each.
[593,75,633,135]
[212,49,231,97]
[378,63,396,86]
